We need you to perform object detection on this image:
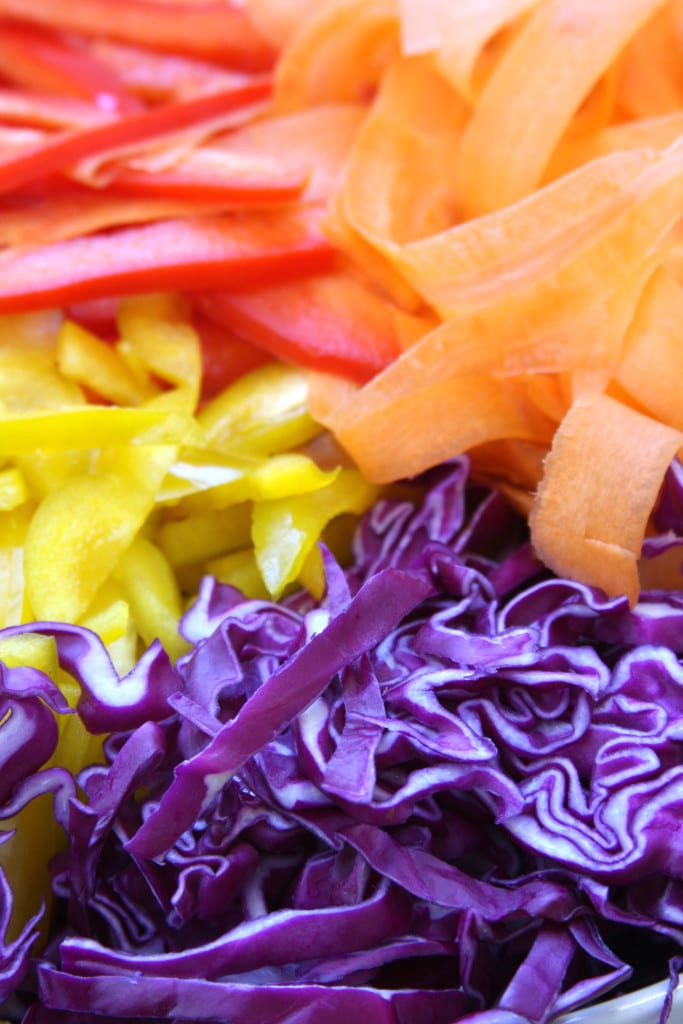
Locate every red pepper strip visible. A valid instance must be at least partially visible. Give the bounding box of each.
[65,296,120,338]
[0,19,142,113]
[0,177,230,247]
[0,0,276,70]
[87,38,250,104]
[192,311,272,400]
[0,208,337,313]
[105,146,306,204]
[0,87,114,128]
[0,76,272,196]
[198,271,405,383]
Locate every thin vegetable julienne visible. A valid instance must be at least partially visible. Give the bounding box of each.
[0,209,336,311]
[198,271,405,383]
[0,76,272,195]
[0,19,141,113]
[0,0,277,68]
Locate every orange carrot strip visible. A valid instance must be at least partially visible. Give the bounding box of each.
[386,144,683,378]
[454,0,668,216]
[273,0,399,112]
[322,370,556,483]
[398,0,540,100]
[246,0,324,48]
[469,438,549,495]
[615,268,683,431]
[544,111,683,182]
[340,54,468,248]
[615,3,683,119]
[216,104,365,204]
[324,195,424,311]
[307,370,360,427]
[529,392,683,606]
[638,545,683,592]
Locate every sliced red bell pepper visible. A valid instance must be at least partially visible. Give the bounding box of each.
[0,76,272,195]
[197,271,405,383]
[105,145,306,205]
[191,311,272,400]
[86,38,249,104]
[65,296,120,338]
[0,19,141,113]
[0,208,337,313]
[0,0,276,70]
[0,177,226,248]
[0,86,113,128]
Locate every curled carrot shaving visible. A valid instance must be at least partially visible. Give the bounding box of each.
[273,0,399,112]
[529,392,683,606]
[454,0,669,216]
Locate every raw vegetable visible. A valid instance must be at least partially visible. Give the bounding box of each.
[2,458,683,1021]
[0,4,681,1021]
[0,0,277,69]
[0,210,335,312]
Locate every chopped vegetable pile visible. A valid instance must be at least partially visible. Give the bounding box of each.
[3,457,683,1023]
[0,0,682,1021]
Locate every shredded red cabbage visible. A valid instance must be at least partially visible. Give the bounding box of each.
[2,456,683,1023]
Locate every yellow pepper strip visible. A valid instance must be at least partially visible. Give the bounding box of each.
[156,502,252,567]
[79,580,138,676]
[166,451,339,514]
[56,320,159,406]
[197,362,320,455]
[15,450,91,501]
[117,294,201,413]
[252,468,381,599]
[205,548,270,600]
[0,309,62,351]
[0,546,27,626]
[0,348,84,411]
[111,536,190,663]
[0,466,28,510]
[236,453,340,501]
[156,449,256,504]
[0,406,203,454]
[24,445,179,623]
[80,596,130,648]
[0,632,58,673]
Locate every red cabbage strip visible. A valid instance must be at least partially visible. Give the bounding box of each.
[0,623,181,731]
[338,823,577,922]
[0,858,43,1003]
[58,879,411,979]
[37,967,469,1024]
[126,565,435,859]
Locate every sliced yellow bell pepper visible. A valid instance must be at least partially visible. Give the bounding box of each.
[252,468,380,598]
[56,319,159,406]
[197,362,319,455]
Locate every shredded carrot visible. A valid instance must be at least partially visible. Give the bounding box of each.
[398,0,540,101]
[272,0,399,112]
[529,392,683,606]
[453,0,669,216]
